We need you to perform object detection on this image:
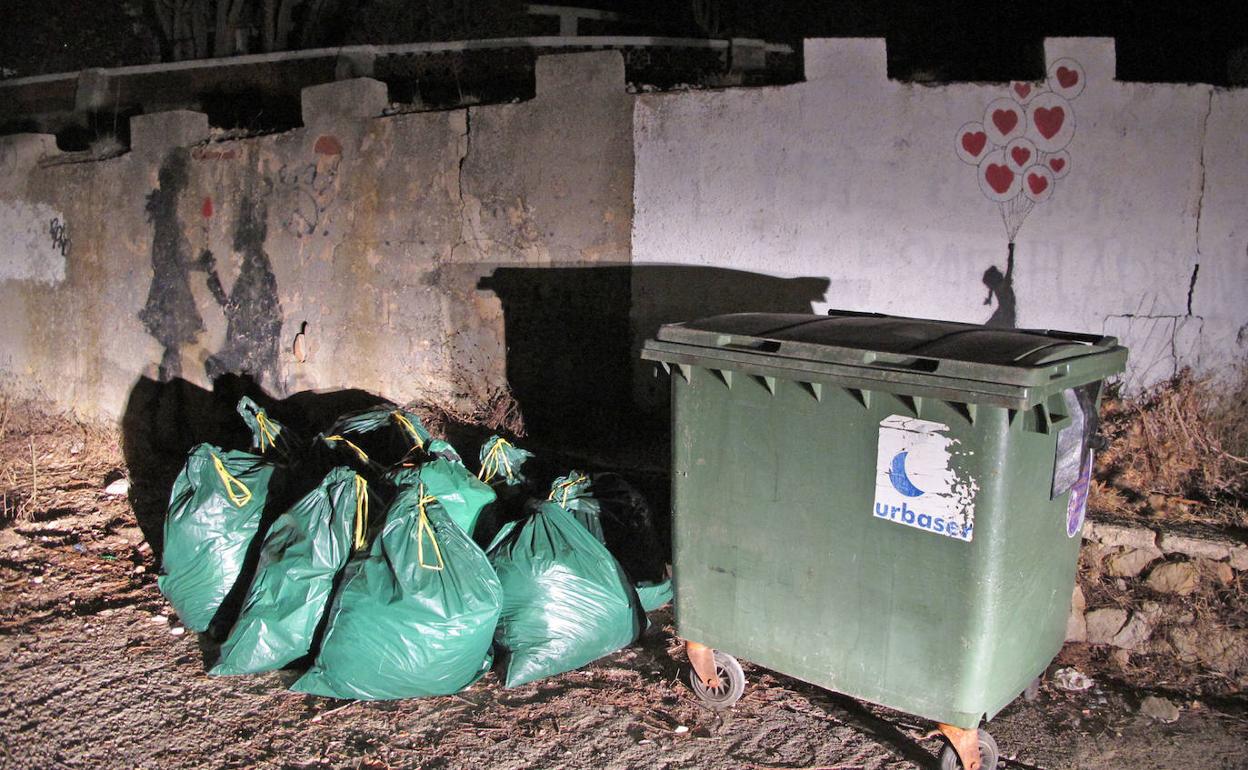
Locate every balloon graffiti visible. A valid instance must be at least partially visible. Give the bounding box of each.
[955,58,1085,241]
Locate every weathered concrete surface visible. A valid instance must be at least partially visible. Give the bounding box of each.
[633,37,1248,401]
[460,50,633,266]
[0,51,634,424]
[301,78,389,126]
[4,40,1248,423]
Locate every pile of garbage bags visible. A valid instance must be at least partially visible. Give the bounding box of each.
[157,397,670,700]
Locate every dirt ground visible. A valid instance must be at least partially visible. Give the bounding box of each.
[2,417,1247,770]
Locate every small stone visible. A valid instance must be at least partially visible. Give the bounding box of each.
[138,542,152,554]
[1229,546,1248,572]
[1169,627,1201,662]
[1110,613,1153,651]
[1140,695,1180,723]
[31,576,43,584]
[170,626,185,636]
[151,614,168,624]
[1206,560,1235,586]
[1146,562,1200,595]
[1087,522,1157,551]
[1065,608,1087,643]
[1115,578,1127,590]
[1052,667,1093,691]
[134,565,145,574]
[1086,608,1129,645]
[1111,649,1132,667]
[1157,532,1232,561]
[1138,600,1163,623]
[673,725,689,734]
[1071,584,1086,612]
[104,478,130,496]
[1106,546,1163,577]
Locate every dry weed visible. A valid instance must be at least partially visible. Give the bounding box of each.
[1091,368,1248,526]
[406,384,526,440]
[0,398,124,526]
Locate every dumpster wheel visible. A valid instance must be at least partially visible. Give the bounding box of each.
[938,728,998,770]
[689,650,745,709]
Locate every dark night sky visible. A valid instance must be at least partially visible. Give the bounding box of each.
[0,0,1244,84]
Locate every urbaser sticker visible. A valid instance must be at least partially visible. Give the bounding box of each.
[872,415,978,542]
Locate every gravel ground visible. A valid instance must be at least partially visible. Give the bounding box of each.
[1,417,1245,770]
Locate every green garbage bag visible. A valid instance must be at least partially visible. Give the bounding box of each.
[158,444,276,632]
[210,467,373,675]
[634,579,674,612]
[488,501,645,687]
[389,457,496,538]
[547,471,603,541]
[292,484,503,699]
[236,396,300,462]
[325,405,431,469]
[477,435,533,486]
[546,473,671,612]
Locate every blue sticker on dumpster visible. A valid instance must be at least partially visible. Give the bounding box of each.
[872,416,977,542]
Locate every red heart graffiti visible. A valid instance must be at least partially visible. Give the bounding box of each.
[992,109,1019,136]
[986,164,1015,194]
[961,131,987,157]
[1057,66,1079,89]
[1014,83,1032,99]
[1011,146,1032,166]
[1034,106,1065,139]
[1049,157,1066,173]
[1028,173,1049,195]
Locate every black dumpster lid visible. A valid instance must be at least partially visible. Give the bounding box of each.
[646,310,1127,397]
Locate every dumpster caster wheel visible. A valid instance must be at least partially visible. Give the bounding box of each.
[689,651,745,709]
[939,729,999,770]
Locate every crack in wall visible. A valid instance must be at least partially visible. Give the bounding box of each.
[1188,89,1213,316]
[1187,263,1199,316]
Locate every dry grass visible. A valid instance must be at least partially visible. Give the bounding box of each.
[1091,368,1248,528]
[0,398,125,526]
[405,383,526,441]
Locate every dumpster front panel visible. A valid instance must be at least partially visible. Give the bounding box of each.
[669,364,1086,727]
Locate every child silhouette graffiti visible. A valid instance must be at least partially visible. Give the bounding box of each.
[983,243,1016,329]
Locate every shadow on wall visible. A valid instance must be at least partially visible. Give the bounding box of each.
[120,373,389,559]
[480,265,830,455]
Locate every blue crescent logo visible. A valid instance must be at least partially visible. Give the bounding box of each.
[888,451,925,497]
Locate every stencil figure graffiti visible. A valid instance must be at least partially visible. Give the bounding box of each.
[141,154,283,390]
[204,195,283,389]
[139,152,205,380]
[982,242,1017,329]
[955,58,1085,328]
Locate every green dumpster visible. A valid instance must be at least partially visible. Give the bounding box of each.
[642,310,1126,767]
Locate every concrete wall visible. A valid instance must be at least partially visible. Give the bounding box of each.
[633,38,1248,404]
[3,39,1246,427]
[0,51,632,423]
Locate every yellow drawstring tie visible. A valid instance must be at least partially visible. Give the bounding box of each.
[211,453,252,507]
[549,472,588,506]
[415,485,445,571]
[255,411,279,453]
[477,439,516,483]
[325,435,370,464]
[391,411,425,449]
[352,475,369,551]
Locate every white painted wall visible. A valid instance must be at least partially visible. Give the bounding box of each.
[633,38,1248,390]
